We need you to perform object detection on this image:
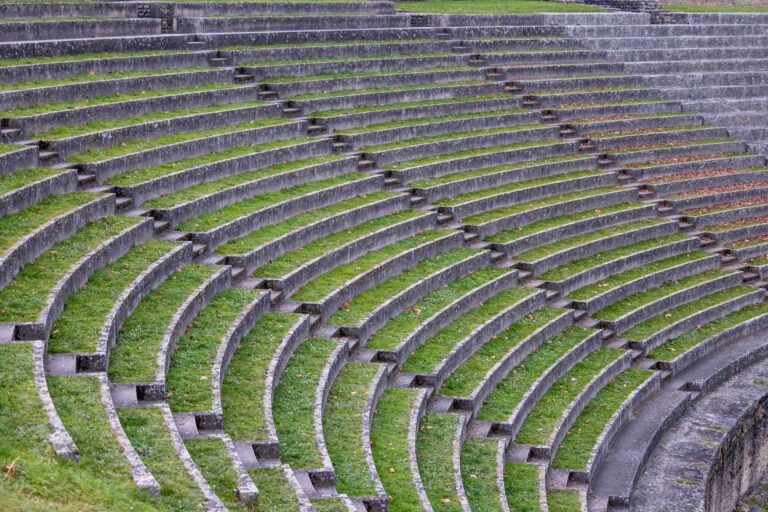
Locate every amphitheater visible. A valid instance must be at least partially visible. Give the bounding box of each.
[10,0,768,510]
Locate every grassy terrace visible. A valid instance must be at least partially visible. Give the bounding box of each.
[0,67,208,93]
[291,229,452,303]
[222,312,300,442]
[312,94,510,117]
[665,3,768,12]
[222,40,435,51]
[398,0,605,13]
[177,172,366,233]
[0,215,139,323]
[537,234,692,282]
[360,124,543,152]
[273,336,338,469]
[706,214,768,232]
[265,65,475,83]
[476,326,593,422]
[461,439,504,511]
[682,197,768,216]
[336,108,528,134]
[622,286,755,341]
[505,462,541,512]
[371,387,423,511]
[166,288,259,413]
[47,240,178,354]
[401,287,535,375]
[417,413,461,512]
[329,247,481,326]
[248,467,301,512]
[515,348,624,446]
[650,303,768,361]
[592,269,731,322]
[433,169,602,206]
[440,306,564,397]
[287,80,486,101]
[117,407,206,509]
[245,52,456,67]
[184,437,249,511]
[0,143,22,154]
[0,167,67,197]
[0,191,102,253]
[323,362,381,497]
[0,49,192,67]
[553,367,654,469]
[214,191,395,256]
[548,489,581,512]
[312,498,351,512]
[567,251,712,301]
[108,264,218,383]
[365,267,512,350]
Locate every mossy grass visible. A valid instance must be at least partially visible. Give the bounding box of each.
[566,251,712,301]
[312,498,350,511]
[417,413,462,512]
[71,118,290,163]
[0,67,208,93]
[247,467,301,512]
[177,172,366,233]
[434,169,601,206]
[401,287,535,375]
[266,65,473,83]
[0,143,22,154]
[486,202,645,244]
[665,3,768,11]
[246,52,455,67]
[222,39,434,51]
[184,437,253,511]
[622,286,755,341]
[221,312,300,441]
[552,367,653,469]
[537,234,692,282]
[142,154,341,209]
[255,210,426,279]
[336,108,528,134]
[515,348,624,446]
[729,236,768,249]
[312,94,509,117]
[323,362,381,497]
[291,229,452,303]
[329,247,481,326]
[461,438,504,511]
[516,218,663,262]
[706,212,768,232]
[504,462,541,512]
[0,167,67,197]
[440,306,564,397]
[592,269,730,322]
[361,124,542,152]
[117,406,207,509]
[106,136,315,188]
[273,336,339,469]
[0,49,192,68]
[287,80,484,100]
[214,191,395,256]
[0,190,101,253]
[476,326,593,422]
[365,267,512,350]
[548,489,581,512]
[47,240,178,354]
[398,0,604,13]
[649,302,768,361]
[371,387,423,512]
[166,287,259,412]
[108,264,218,383]
[612,137,733,155]
[0,215,139,323]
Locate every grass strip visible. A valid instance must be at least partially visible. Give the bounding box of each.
[287,80,485,100]
[0,67,207,93]
[361,124,542,152]
[0,167,68,197]
[666,3,768,11]
[248,467,301,511]
[398,0,604,13]
[108,264,218,383]
[0,49,192,67]
[267,65,472,83]
[312,94,509,117]
[505,462,541,512]
[312,498,350,511]
[548,489,581,512]
[417,413,462,512]
[246,52,455,67]
[336,108,527,134]
[185,437,251,511]
[461,438,504,512]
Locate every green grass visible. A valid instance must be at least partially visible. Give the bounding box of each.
[329,247,481,326]
[287,80,485,100]
[255,210,426,279]
[222,312,300,441]
[361,124,542,152]
[0,191,101,254]
[0,215,139,323]
[311,498,351,512]
[371,388,423,512]
[593,269,731,322]
[486,202,644,244]
[440,306,564,397]
[106,137,314,188]
[178,172,366,233]
[273,336,339,469]
[166,288,259,412]
[365,267,512,350]
[516,348,624,446]
[537,234,692,282]
[185,437,253,511]
[291,229,451,302]
[476,326,593,422]
[665,3,768,12]
[0,167,67,197]
[266,65,473,83]
[649,303,768,361]
[623,286,755,341]
[566,251,712,301]
[398,0,604,13]
[71,118,289,163]
[142,154,340,208]
[517,219,662,262]
[461,439,504,512]
[117,407,207,509]
[548,490,581,512]
[0,50,192,67]
[246,52,455,67]
[336,108,527,134]
[504,462,541,512]
[108,264,218,383]
[247,467,301,512]
[0,143,22,154]
[214,191,395,256]
[312,94,509,117]
[323,362,381,497]
[47,240,178,353]
[0,67,207,93]
[417,413,462,512]
[553,368,653,469]
[402,287,535,375]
